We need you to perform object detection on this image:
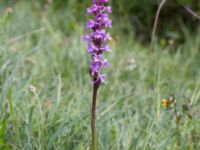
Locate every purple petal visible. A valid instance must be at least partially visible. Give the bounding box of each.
[99,73,106,83]
[83,34,91,41]
[86,20,95,29]
[105,6,112,13]
[103,59,109,67]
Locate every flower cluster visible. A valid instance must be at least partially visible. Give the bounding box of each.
[162,96,176,109]
[84,0,112,84]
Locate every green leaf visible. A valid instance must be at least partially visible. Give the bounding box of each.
[0,138,5,146]
[7,88,14,120]
[0,119,7,138]
[176,115,182,125]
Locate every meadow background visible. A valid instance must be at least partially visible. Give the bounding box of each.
[0,0,200,149]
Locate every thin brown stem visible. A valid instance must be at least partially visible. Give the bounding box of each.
[174,105,178,119]
[174,106,181,149]
[91,83,99,150]
[184,6,200,21]
[150,0,167,51]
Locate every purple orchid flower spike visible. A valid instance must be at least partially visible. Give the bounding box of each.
[84,0,112,150]
[84,0,112,84]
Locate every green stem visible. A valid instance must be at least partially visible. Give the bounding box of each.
[91,83,99,150]
[174,106,180,149]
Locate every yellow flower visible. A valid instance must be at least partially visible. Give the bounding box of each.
[160,38,166,46]
[162,99,169,108]
[161,96,176,109]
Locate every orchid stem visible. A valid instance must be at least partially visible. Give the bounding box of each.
[91,83,99,150]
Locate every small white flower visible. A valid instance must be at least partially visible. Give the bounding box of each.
[28,85,37,94]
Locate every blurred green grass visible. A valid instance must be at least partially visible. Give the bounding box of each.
[0,1,200,150]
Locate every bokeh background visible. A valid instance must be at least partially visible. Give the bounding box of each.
[2,0,200,44]
[0,0,200,150]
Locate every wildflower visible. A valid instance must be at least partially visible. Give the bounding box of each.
[161,98,169,108]
[28,85,37,94]
[126,58,137,71]
[84,1,112,150]
[6,7,13,14]
[84,0,112,84]
[161,96,176,109]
